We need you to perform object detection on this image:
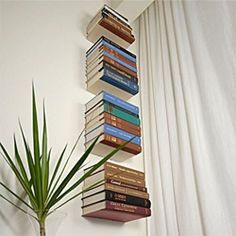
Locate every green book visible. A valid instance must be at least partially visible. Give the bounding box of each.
[86,101,140,126]
[104,103,140,126]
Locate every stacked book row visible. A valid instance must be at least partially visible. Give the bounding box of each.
[87,4,135,48]
[86,36,139,100]
[84,91,142,161]
[82,162,151,222]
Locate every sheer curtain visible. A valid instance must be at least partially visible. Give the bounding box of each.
[138,1,236,235]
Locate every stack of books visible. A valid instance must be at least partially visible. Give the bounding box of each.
[86,36,139,100]
[82,162,151,222]
[87,5,135,48]
[85,91,141,161]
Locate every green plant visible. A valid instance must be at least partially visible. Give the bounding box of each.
[0,86,129,236]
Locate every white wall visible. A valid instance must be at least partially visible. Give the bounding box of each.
[0,1,146,236]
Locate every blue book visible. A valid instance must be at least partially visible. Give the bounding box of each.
[103,66,138,93]
[104,124,141,145]
[86,91,139,115]
[103,51,137,72]
[101,75,138,95]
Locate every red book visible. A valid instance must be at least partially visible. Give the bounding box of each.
[99,18,135,44]
[82,200,151,222]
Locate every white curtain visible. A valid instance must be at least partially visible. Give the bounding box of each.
[138,1,236,235]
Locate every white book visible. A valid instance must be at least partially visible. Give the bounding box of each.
[82,191,106,206]
[85,102,104,123]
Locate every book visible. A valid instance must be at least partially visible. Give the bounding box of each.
[85,113,141,136]
[82,201,151,222]
[84,169,145,187]
[87,37,136,62]
[85,102,140,126]
[87,50,137,73]
[87,5,131,35]
[85,134,141,160]
[82,181,148,199]
[87,55,137,78]
[99,17,135,44]
[87,60,138,84]
[82,190,151,208]
[85,161,144,179]
[87,73,138,99]
[87,66,139,99]
[87,45,136,68]
[86,112,140,133]
[85,91,139,115]
[87,22,132,49]
[85,123,141,145]
[88,11,132,37]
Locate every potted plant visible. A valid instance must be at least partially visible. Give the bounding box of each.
[0,86,129,236]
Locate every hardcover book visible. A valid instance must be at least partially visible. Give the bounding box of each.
[85,91,139,115]
[85,133,142,157]
[85,114,141,136]
[82,182,149,199]
[87,36,136,62]
[85,161,145,179]
[84,169,145,187]
[82,190,151,208]
[82,201,151,222]
[86,102,140,126]
[86,112,141,134]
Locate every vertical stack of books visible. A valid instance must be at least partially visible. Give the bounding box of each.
[87,5,135,49]
[86,36,139,100]
[82,162,151,222]
[83,4,151,222]
[84,91,141,161]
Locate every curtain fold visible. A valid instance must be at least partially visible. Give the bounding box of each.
[138,1,236,235]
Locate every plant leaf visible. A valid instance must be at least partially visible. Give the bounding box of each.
[0,182,33,210]
[53,138,133,206]
[41,101,48,203]
[46,135,100,210]
[32,85,43,211]
[0,143,37,209]
[0,193,38,221]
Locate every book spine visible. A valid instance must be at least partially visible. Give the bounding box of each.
[103,66,138,90]
[99,19,135,44]
[106,179,147,192]
[103,91,139,114]
[101,75,138,95]
[104,62,138,83]
[104,124,141,145]
[105,191,151,208]
[102,46,136,67]
[105,171,145,187]
[104,116,141,136]
[102,38,136,61]
[104,103,140,126]
[104,113,140,132]
[102,13,132,36]
[103,51,137,72]
[103,55,137,78]
[102,134,141,155]
[106,201,151,216]
[103,5,130,26]
[105,183,148,199]
[104,162,144,179]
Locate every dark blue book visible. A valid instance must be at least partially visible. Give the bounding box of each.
[101,67,138,95]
